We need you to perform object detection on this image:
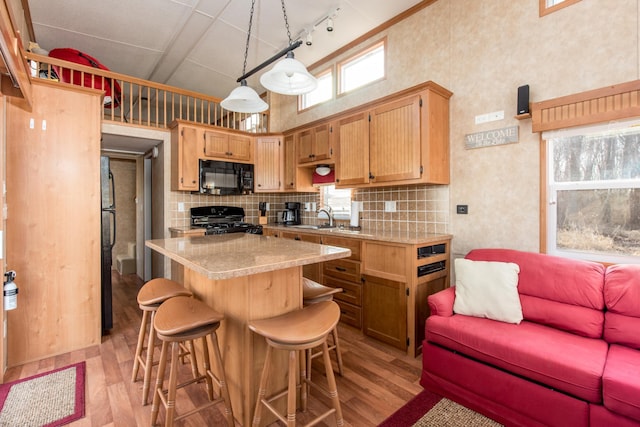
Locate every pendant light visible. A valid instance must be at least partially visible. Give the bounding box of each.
[260,0,318,96]
[221,0,268,113]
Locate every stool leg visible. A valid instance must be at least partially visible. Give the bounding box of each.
[187,340,200,379]
[142,310,157,405]
[131,309,149,382]
[209,331,235,426]
[252,346,273,427]
[300,349,308,412]
[332,327,344,377]
[151,340,169,426]
[322,341,344,427]
[200,335,214,401]
[164,342,180,427]
[287,350,297,427]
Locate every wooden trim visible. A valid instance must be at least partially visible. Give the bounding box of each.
[539,0,581,17]
[539,136,548,253]
[19,0,34,42]
[531,79,640,133]
[306,0,438,72]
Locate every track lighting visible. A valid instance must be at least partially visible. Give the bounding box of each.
[326,17,333,32]
[305,31,313,46]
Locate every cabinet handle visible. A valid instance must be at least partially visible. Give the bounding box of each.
[295,237,301,241]
[369,172,375,179]
[257,184,262,187]
[308,154,313,158]
[335,266,347,272]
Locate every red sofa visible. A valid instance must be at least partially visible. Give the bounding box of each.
[420,248,640,427]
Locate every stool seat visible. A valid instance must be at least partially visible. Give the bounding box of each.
[302,277,342,303]
[249,300,340,345]
[137,278,192,307]
[154,296,224,336]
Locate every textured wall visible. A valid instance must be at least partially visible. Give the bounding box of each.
[110,158,137,268]
[270,0,640,256]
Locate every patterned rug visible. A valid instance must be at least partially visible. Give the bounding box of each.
[379,390,503,427]
[0,362,85,427]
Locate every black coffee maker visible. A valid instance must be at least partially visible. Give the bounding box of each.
[282,202,301,225]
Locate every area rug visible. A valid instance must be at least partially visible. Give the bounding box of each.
[379,390,503,427]
[0,361,85,427]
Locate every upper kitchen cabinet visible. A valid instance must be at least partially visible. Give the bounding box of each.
[335,112,370,187]
[335,82,452,188]
[284,133,316,193]
[297,123,333,165]
[170,122,201,191]
[254,135,282,192]
[203,129,253,163]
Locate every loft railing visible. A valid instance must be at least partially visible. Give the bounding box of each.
[24,52,269,133]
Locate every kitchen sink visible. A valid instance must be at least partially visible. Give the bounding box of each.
[288,224,335,230]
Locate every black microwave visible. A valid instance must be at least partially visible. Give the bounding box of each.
[198,159,254,195]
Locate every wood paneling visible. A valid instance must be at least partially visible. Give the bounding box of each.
[255,136,282,192]
[532,79,640,133]
[5,80,102,366]
[335,112,370,186]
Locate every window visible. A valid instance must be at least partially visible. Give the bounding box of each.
[338,39,385,95]
[545,119,640,263]
[539,0,581,17]
[299,69,333,111]
[320,185,352,221]
[239,113,263,132]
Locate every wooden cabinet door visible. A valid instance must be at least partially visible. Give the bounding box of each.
[369,94,421,183]
[335,112,370,187]
[313,123,332,162]
[283,133,297,190]
[228,134,252,162]
[297,128,314,164]
[172,125,200,191]
[203,130,229,158]
[363,274,407,350]
[254,136,281,192]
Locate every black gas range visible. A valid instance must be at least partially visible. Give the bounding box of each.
[190,206,263,235]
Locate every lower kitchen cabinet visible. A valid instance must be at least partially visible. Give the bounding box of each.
[362,274,407,350]
[276,230,323,283]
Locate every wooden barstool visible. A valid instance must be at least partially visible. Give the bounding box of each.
[302,278,344,377]
[132,278,195,405]
[150,296,234,427]
[249,301,343,427]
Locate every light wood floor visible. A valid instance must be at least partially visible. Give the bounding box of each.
[3,271,423,426]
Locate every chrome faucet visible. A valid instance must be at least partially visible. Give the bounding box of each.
[318,206,334,227]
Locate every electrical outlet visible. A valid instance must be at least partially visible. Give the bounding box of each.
[177,202,185,212]
[384,201,397,212]
[456,204,468,214]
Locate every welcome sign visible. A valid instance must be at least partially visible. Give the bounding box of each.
[465,126,519,149]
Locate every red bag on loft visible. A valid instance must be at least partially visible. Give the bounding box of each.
[48,48,122,108]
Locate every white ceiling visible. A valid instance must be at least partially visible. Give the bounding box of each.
[27,0,424,153]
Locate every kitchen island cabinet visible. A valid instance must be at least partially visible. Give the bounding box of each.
[146,234,350,426]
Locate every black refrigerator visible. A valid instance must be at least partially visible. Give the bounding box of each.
[100,155,115,332]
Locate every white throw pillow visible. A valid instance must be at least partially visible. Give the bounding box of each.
[453,258,523,324]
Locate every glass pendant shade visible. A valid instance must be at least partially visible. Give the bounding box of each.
[221,80,268,113]
[260,52,318,95]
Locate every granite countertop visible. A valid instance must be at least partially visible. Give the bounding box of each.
[265,225,452,245]
[146,234,351,280]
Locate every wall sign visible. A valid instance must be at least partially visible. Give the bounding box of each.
[465,126,519,149]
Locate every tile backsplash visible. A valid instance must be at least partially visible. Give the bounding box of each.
[170,184,449,234]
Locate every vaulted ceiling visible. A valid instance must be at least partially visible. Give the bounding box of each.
[27,0,425,101]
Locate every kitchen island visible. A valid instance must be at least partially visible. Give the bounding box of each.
[145,233,351,426]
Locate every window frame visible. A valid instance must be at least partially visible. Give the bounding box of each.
[337,38,386,96]
[539,0,581,17]
[298,67,334,112]
[542,120,640,264]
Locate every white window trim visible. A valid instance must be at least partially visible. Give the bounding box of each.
[545,122,640,264]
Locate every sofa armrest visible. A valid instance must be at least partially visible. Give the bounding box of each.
[428,287,455,317]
